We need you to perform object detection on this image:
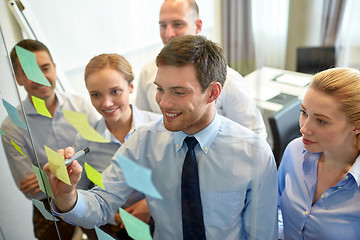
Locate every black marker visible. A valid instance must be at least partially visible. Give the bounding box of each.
[65,147,90,166]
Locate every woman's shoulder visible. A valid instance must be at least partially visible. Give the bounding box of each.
[132,105,162,123]
[280,137,305,167]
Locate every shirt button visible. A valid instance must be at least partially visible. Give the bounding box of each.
[304,210,309,215]
[176,144,179,148]
[204,147,208,151]
[345,175,349,179]
[299,230,302,235]
[321,194,325,199]
[338,186,342,189]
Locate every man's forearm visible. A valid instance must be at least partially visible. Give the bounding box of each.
[54,189,78,213]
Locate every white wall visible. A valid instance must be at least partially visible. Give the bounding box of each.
[12,0,219,105]
[0,1,36,239]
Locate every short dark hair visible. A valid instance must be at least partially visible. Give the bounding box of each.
[156,35,227,92]
[10,39,53,75]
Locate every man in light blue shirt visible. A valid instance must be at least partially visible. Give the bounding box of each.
[45,35,278,239]
[1,39,98,240]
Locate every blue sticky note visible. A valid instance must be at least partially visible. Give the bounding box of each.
[116,154,162,199]
[32,198,58,221]
[94,226,116,240]
[2,98,27,130]
[15,46,51,86]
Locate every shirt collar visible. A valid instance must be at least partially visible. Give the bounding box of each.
[174,113,220,154]
[302,147,360,187]
[129,104,140,132]
[23,90,62,115]
[99,105,139,145]
[96,118,122,144]
[348,154,360,187]
[302,149,320,177]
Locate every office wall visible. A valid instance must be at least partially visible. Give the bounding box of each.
[11,0,219,105]
[285,0,323,71]
[285,0,360,71]
[0,1,35,240]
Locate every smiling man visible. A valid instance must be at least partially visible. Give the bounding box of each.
[45,35,278,240]
[1,39,98,240]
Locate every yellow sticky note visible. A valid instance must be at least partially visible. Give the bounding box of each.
[63,110,108,143]
[44,145,71,185]
[31,96,52,118]
[11,140,26,157]
[84,162,105,189]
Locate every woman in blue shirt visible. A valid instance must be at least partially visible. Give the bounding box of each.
[278,67,360,239]
[74,53,161,239]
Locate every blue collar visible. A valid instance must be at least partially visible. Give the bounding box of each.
[174,113,220,155]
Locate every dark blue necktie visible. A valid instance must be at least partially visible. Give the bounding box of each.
[181,137,206,240]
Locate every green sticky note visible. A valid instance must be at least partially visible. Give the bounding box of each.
[63,110,108,143]
[15,46,51,87]
[119,208,152,240]
[0,128,5,135]
[84,162,105,189]
[44,145,71,185]
[32,164,55,199]
[11,140,26,157]
[31,96,52,118]
[32,198,58,221]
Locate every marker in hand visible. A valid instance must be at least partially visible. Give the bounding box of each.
[65,147,90,166]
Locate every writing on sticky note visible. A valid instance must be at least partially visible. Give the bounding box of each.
[94,226,116,240]
[2,98,27,130]
[15,46,51,87]
[32,164,55,199]
[63,110,108,143]
[32,198,58,221]
[11,140,26,157]
[44,145,71,185]
[116,154,162,199]
[84,162,105,189]
[119,208,152,240]
[31,96,52,118]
